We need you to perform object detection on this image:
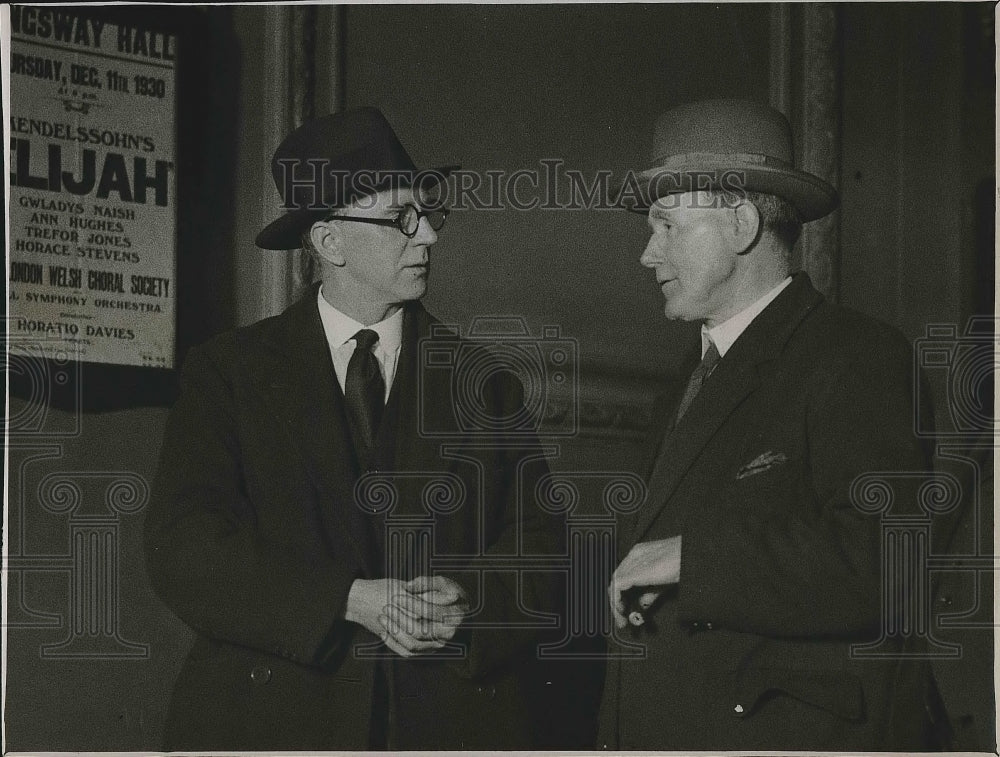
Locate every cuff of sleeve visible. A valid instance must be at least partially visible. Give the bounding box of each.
[311,570,363,671]
[675,519,719,626]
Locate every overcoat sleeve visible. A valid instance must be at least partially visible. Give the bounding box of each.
[144,339,356,668]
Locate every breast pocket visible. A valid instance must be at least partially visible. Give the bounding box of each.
[726,458,804,511]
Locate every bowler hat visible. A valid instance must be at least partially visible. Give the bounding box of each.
[622,99,838,221]
[256,107,458,250]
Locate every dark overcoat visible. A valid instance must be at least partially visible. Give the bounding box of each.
[598,273,936,751]
[145,286,564,751]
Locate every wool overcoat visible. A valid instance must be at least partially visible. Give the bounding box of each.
[145,286,564,750]
[598,273,936,751]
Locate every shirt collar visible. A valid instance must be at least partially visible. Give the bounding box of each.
[702,276,792,358]
[317,286,404,353]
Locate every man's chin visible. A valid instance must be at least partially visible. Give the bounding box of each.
[403,282,428,300]
[662,301,690,321]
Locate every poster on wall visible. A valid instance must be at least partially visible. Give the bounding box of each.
[8,6,177,369]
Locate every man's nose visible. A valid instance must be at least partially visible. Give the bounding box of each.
[639,236,662,267]
[412,216,438,245]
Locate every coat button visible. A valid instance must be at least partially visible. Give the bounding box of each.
[250,665,271,684]
[734,704,744,714]
[704,622,714,630]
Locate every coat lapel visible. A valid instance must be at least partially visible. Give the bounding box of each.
[629,356,759,545]
[380,301,426,474]
[628,273,824,545]
[388,302,464,480]
[379,303,465,576]
[257,285,376,573]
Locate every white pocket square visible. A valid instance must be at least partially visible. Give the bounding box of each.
[736,450,789,480]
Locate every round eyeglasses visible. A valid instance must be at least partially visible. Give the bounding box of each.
[328,203,448,238]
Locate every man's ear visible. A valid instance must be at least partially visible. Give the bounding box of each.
[309,220,346,267]
[732,200,762,255]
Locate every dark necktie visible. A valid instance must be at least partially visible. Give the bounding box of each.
[345,329,389,748]
[674,339,721,423]
[345,328,385,460]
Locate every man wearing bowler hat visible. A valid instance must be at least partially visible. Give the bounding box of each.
[599,99,941,750]
[145,108,563,750]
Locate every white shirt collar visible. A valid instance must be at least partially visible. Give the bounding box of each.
[702,276,793,358]
[316,286,404,355]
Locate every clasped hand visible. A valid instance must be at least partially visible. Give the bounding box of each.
[346,575,469,658]
[608,535,681,629]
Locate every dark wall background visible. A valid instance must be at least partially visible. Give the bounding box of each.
[5,3,994,751]
[840,3,994,340]
[345,4,771,377]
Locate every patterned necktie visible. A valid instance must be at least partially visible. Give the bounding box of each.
[674,339,721,423]
[345,328,385,459]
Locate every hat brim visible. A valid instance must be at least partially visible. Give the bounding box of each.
[255,164,460,250]
[616,161,838,222]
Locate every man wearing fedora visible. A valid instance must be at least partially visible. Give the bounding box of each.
[599,99,939,750]
[145,108,564,750]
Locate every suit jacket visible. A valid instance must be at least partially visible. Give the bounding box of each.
[145,286,564,751]
[598,273,936,751]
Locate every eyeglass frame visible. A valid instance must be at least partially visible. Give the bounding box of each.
[324,203,449,238]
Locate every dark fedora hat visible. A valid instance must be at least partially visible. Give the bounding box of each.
[256,107,459,250]
[621,98,838,221]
